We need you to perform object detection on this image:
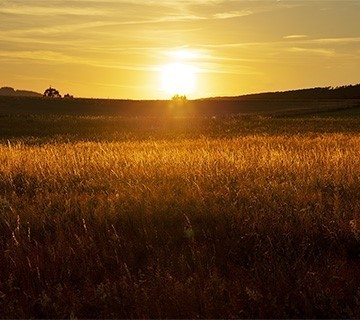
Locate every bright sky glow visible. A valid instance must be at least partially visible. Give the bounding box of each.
[161,62,197,96]
[167,50,200,61]
[0,1,359,99]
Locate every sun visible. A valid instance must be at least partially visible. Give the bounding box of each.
[160,62,197,96]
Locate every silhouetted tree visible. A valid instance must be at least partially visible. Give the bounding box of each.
[171,94,188,104]
[43,86,61,98]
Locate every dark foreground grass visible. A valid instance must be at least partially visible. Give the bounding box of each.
[0,115,359,318]
[1,114,360,142]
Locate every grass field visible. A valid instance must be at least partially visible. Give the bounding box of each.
[0,98,359,318]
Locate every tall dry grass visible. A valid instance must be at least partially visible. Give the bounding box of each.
[0,133,359,318]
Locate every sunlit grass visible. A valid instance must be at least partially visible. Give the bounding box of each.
[0,123,359,318]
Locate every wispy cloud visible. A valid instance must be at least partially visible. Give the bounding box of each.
[288,47,335,57]
[0,50,74,63]
[283,35,308,39]
[0,49,158,71]
[0,4,109,16]
[310,37,360,44]
[213,10,253,19]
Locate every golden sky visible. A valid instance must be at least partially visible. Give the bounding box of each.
[0,0,359,99]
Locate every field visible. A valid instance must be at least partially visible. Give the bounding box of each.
[0,97,359,318]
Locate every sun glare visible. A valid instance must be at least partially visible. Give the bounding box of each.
[167,50,199,60]
[161,62,197,96]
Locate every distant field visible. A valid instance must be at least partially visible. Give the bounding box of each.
[0,100,359,318]
[0,95,359,117]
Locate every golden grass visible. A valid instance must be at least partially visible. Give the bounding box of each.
[2,134,359,189]
[0,133,359,318]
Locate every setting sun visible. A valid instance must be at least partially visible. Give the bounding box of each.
[161,62,197,96]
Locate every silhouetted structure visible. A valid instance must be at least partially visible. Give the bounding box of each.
[43,86,61,98]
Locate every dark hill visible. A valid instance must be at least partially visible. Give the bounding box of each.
[0,87,42,97]
[206,84,360,100]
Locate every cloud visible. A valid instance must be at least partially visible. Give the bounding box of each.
[0,4,109,16]
[0,21,113,36]
[0,50,73,63]
[288,47,335,56]
[115,14,206,25]
[213,10,253,19]
[0,49,158,71]
[310,37,360,44]
[283,35,308,39]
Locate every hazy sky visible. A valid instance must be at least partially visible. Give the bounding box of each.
[0,0,359,99]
